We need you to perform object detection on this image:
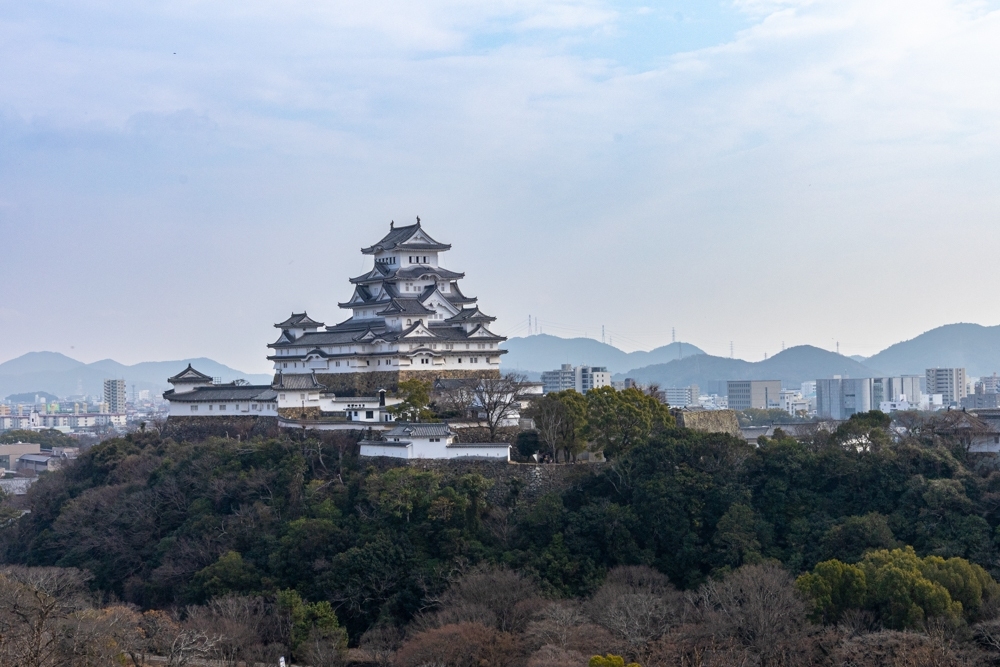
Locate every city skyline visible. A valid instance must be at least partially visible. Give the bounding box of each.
[3,1,1000,373]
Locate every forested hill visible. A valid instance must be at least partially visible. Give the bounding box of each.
[5,416,1000,664]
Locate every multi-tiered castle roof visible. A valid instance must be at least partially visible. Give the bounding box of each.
[267,220,506,383]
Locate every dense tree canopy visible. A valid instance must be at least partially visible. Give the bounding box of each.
[5,410,1000,661]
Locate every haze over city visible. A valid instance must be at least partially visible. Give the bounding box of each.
[3,0,1000,372]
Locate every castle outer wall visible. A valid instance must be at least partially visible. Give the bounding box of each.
[276,368,500,398]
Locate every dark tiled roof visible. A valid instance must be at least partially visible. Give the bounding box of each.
[267,319,508,354]
[164,385,277,402]
[393,266,465,281]
[379,298,434,317]
[444,282,477,305]
[168,364,214,384]
[361,221,451,255]
[274,312,325,329]
[447,307,496,323]
[271,372,326,390]
[349,264,391,284]
[383,422,455,438]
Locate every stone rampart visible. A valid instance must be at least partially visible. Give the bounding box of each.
[161,416,280,442]
[672,409,742,438]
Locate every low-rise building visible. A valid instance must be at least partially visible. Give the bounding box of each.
[962,393,1000,410]
[17,453,61,473]
[360,422,510,460]
[164,365,279,417]
[779,389,810,416]
[164,364,404,430]
[0,442,41,472]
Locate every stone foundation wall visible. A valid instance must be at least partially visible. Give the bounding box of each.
[311,369,501,396]
[161,416,280,442]
[363,457,605,506]
[673,409,742,438]
[278,407,323,419]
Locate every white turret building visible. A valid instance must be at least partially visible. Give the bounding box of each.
[267,219,506,412]
[162,219,508,441]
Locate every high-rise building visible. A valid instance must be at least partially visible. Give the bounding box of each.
[103,379,127,414]
[815,378,874,419]
[925,368,967,405]
[976,373,1000,395]
[726,380,781,411]
[872,376,922,406]
[541,364,611,394]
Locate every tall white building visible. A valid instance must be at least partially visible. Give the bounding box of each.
[816,378,873,419]
[103,379,127,414]
[926,368,967,406]
[541,364,611,394]
[817,376,925,418]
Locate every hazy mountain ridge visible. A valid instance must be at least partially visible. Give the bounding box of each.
[0,352,273,399]
[501,334,705,374]
[619,345,881,391]
[861,323,1000,377]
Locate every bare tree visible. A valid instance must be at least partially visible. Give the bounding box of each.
[836,629,962,666]
[360,624,403,667]
[528,395,569,462]
[586,565,681,661]
[473,373,529,442]
[431,565,544,635]
[185,594,284,667]
[394,622,523,667]
[687,563,807,664]
[166,628,218,667]
[0,566,90,667]
[526,600,615,657]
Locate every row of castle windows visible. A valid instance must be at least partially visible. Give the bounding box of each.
[282,356,484,370]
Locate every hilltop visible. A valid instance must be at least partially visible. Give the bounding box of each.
[620,345,881,390]
[501,334,704,374]
[862,322,1000,376]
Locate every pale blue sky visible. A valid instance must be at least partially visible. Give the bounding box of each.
[2,0,1000,372]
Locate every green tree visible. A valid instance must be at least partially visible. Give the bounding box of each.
[589,654,641,667]
[388,379,435,422]
[796,546,997,629]
[819,513,898,563]
[796,560,867,624]
[189,551,262,602]
[712,503,763,569]
[527,390,588,462]
[277,588,348,661]
[586,387,673,459]
[0,428,75,447]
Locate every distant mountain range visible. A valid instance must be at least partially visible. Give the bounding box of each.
[501,335,705,375]
[0,352,273,400]
[500,323,1000,391]
[861,323,1000,377]
[6,322,1000,400]
[620,345,880,392]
